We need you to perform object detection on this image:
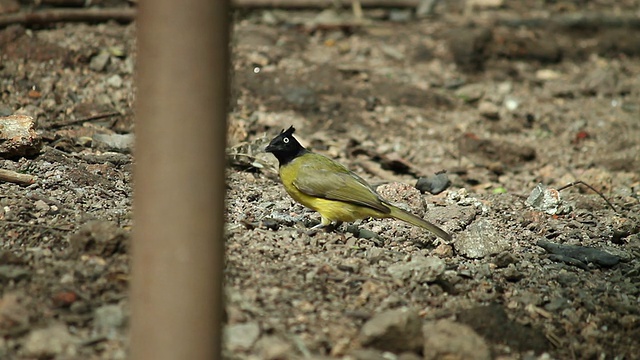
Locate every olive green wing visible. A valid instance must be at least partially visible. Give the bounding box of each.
[292,160,390,214]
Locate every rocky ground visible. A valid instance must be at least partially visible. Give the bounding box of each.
[1,0,639,359]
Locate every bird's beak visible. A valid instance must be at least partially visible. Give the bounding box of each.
[265,143,275,153]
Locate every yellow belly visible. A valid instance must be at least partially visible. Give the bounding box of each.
[279,157,387,223]
[289,189,385,223]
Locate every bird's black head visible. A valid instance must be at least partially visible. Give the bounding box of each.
[265,126,307,165]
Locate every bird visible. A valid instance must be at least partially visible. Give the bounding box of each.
[265,126,452,241]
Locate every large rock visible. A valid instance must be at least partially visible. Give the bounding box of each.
[360,307,422,353]
[387,256,445,284]
[422,320,490,360]
[68,220,129,257]
[22,323,78,358]
[454,219,510,259]
[0,115,42,158]
[94,304,128,339]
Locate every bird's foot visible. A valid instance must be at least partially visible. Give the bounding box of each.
[326,221,343,232]
[301,221,343,236]
[303,223,324,236]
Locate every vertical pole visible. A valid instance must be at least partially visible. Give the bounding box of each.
[131,0,229,359]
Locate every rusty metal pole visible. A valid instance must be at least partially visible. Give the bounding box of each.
[131,0,229,359]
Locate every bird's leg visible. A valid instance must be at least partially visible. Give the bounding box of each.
[305,216,335,236]
[330,221,344,231]
[307,223,324,234]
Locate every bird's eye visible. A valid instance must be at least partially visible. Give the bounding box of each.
[283,137,289,144]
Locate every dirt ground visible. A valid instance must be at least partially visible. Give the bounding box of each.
[1,1,639,359]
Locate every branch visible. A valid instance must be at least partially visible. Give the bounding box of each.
[231,0,419,8]
[497,13,640,29]
[557,180,617,213]
[46,111,121,129]
[0,0,425,29]
[0,8,136,28]
[0,169,35,186]
[39,0,86,6]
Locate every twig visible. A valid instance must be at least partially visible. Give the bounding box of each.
[0,169,35,185]
[46,111,121,129]
[231,0,420,8]
[80,336,109,347]
[0,220,73,232]
[0,8,136,28]
[352,0,363,20]
[497,13,640,29]
[416,0,438,17]
[557,180,617,213]
[0,0,425,29]
[40,0,86,6]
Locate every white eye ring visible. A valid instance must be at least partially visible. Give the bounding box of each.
[283,137,290,143]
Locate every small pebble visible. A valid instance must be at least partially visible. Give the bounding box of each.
[281,86,317,108]
[22,323,78,358]
[94,304,127,338]
[92,133,134,152]
[0,265,30,283]
[89,51,110,72]
[493,251,516,268]
[225,322,261,351]
[416,173,451,195]
[503,264,524,282]
[526,183,571,215]
[389,9,412,22]
[455,83,485,103]
[33,199,50,212]
[478,101,500,120]
[106,74,123,88]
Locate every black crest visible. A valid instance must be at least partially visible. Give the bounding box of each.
[265,125,307,165]
[281,126,295,136]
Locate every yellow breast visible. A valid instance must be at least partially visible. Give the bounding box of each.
[278,157,385,223]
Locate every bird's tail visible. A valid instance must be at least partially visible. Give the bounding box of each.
[388,205,452,241]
